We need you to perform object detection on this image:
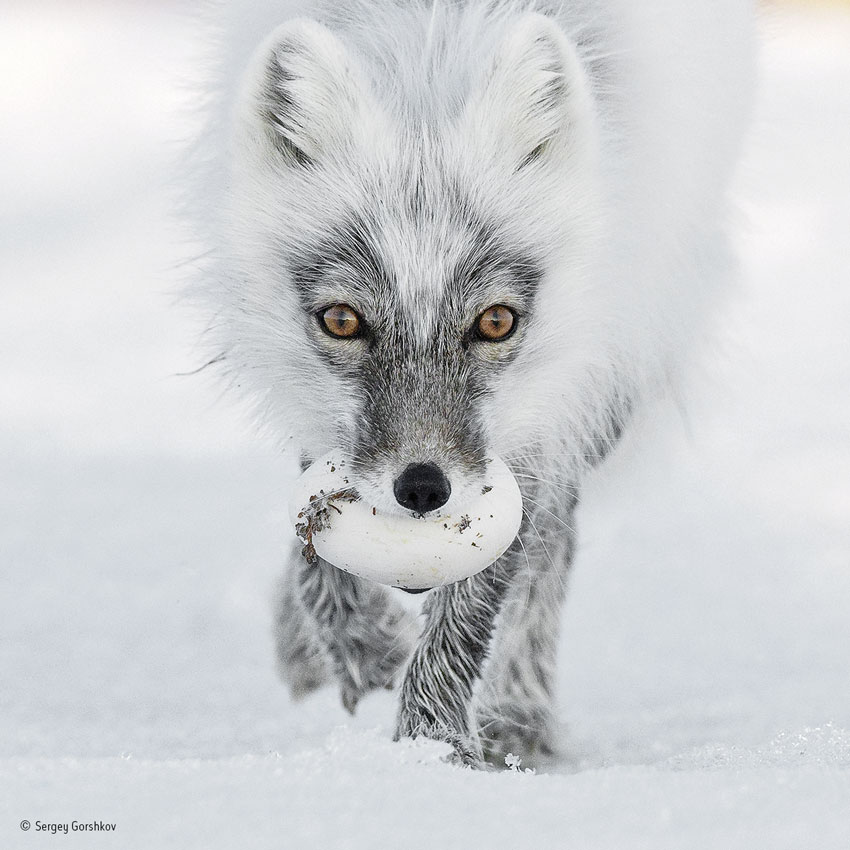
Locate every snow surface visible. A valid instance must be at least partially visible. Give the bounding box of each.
[1,2,849,848]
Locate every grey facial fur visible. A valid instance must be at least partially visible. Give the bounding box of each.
[291,203,542,512]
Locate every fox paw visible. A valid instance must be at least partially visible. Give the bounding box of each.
[394,708,483,768]
[334,609,417,714]
[477,704,561,769]
[336,646,405,714]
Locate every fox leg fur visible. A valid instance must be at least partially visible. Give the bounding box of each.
[477,502,577,768]
[275,542,417,713]
[394,494,577,768]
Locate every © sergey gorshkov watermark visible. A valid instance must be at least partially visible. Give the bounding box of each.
[19,820,117,835]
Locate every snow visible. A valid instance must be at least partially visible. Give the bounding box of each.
[1,2,849,848]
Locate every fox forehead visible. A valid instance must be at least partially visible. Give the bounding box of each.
[288,178,543,344]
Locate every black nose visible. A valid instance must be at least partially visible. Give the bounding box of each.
[393,463,451,513]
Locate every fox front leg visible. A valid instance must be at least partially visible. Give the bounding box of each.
[477,495,578,768]
[393,557,516,767]
[287,552,417,713]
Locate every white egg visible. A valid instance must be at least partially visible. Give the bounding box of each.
[289,453,523,590]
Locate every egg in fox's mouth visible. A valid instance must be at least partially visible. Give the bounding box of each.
[290,453,523,590]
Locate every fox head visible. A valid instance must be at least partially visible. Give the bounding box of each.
[219,9,606,515]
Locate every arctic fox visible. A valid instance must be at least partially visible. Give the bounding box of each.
[189,0,754,766]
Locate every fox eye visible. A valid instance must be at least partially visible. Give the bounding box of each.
[319,304,362,338]
[475,305,516,341]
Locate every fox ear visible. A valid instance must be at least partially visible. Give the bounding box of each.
[465,14,596,170]
[238,19,374,167]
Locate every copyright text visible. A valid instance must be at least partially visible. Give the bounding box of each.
[21,820,117,835]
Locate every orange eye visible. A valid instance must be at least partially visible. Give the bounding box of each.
[475,305,516,341]
[320,304,362,339]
